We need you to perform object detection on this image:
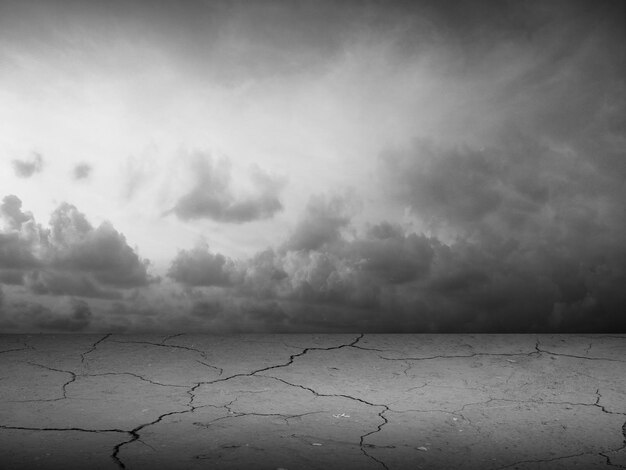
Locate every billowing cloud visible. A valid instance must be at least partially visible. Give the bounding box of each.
[0,196,45,270]
[374,130,626,332]
[73,163,92,180]
[169,154,286,223]
[165,185,625,332]
[24,270,122,299]
[11,153,43,178]
[168,242,236,287]
[285,194,352,252]
[48,203,153,288]
[347,222,434,285]
[0,195,154,299]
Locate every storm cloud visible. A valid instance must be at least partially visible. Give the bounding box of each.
[168,242,236,287]
[0,298,94,332]
[0,195,154,299]
[167,185,626,332]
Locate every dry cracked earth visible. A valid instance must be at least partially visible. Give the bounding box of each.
[1,334,625,470]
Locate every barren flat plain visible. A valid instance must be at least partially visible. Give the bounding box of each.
[1,334,625,470]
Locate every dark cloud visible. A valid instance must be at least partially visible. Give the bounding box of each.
[2,298,93,332]
[11,153,43,178]
[182,297,289,333]
[34,298,93,332]
[170,154,285,223]
[0,195,154,299]
[168,243,236,287]
[0,232,41,271]
[380,133,625,250]
[348,222,434,285]
[73,163,92,180]
[284,194,352,252]
[0,270,24,285]
[375,128,626,332]
[0,0,389,85]
[1,195,33,229]
[48,204,152,288]
[0,196,45,271]
[3,0,622,88]
[24,270,122,299]
[190,299,223,319]
[166,185,626,332]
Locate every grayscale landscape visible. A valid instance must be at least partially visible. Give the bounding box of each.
[1,0,624,468]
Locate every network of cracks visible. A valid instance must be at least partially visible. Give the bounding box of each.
[1,333,625,469]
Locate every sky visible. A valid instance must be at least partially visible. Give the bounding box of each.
[0,0,624,333]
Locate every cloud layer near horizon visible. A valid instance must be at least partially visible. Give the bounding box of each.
[0,195,153,298]
[164,186,625,333]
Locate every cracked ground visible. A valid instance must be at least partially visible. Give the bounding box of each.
[1,334,625,470]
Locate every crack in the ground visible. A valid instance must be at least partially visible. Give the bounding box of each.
[351,344,386,352]
[88,372,189,388]
[215,396,325,425]
[195,359,224,376]
[107,338,226,372]
[0,424,127,433]
[451,395,626,416]
[599,419,626,468]
[81,334,112,364]
[282,339,385,353]
[110,334,376,469]
[259,374,390,470]
[379,350,539,362]
[109,335,367,468]
[161,333,185,343]
[360,407,391,470]
[7,367,189,403]
[20,362,77,402]
[493,451,588,469]
[377,340,626,364]
[109,339,208,357]
[594,389,626,416]
[0,346,32,355]
[7,334,626,469]
[194,410,324,427]
[535,339,626,363]
[449,394,626,467]
[105,339,227,379]
[203,333,366,387]
[111,408,195,469]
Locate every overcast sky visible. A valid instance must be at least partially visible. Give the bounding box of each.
[1,0,624,333]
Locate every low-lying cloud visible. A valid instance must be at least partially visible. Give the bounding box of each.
[0,195,154,298]
[166,185,625,332]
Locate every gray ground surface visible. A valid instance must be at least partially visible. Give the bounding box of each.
[1,334,625,470]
